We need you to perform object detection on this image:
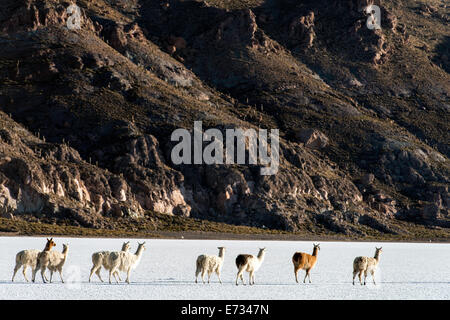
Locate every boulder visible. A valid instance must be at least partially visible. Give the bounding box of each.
[296,128,329,149]
[361,173,375,186]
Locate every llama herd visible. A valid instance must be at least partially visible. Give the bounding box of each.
[11,238,383,286]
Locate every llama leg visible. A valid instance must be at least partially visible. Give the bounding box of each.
[371,271,376,285]
[113,270,120,284]
[126,269,131,284]
[22,265,29,282]
[108,269,113,284]
[303,271,308,283]
[116,271,122,282]
[50,270,54,283]
[216,270,222,284]
[307,270,312,283]
[353,270,357,285]
[358,271,363,285]
[96,269,104,282]
[207,271,211,284]
[41,267,47,283]
[305,269,311,283]
[59,270,64,283]
[201,270,206,284]
[252,272,256,285]
[195,269,200,283]
[12,263,21,282]
[236,268,245,286]
[31,267,37,283]
[40,269,49,282]
[363,270,368,285]
[91,265,102,282]
[294,267,299,283]
[94,266,102,281]
[89,266,97,282]
[239,268,246,285]
[248,272,253,285]
[235,270,242,286]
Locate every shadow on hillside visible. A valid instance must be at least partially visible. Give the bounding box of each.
[433,36,450,73]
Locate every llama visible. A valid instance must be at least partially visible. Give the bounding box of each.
[235,247,266,286]
[108,242,146,284]
[44,244,70,283]
[292,243,320,283]
[89,241,131,282]
[353,247,382,285]
[195,247,226,284]
[12,238,55,282]
[33,243,69,283]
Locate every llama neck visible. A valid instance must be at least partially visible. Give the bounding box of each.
[257,251,265,262]
[374,251,381,262]
[218,249,225,259]
[62,249,69,261]
[312,248,319,257]
[133,246,144,261]
[43,244,52,251]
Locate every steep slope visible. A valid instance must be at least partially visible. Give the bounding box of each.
[0,0,448,237]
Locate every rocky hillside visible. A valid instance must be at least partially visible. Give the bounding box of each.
[0,0,448,237]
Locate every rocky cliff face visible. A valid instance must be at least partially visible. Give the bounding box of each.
[0,0,448,235]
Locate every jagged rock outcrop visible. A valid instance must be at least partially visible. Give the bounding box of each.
[296,129,329,150]
[0,0,96,34]
[0,112,144,227]
[288,11,315,49]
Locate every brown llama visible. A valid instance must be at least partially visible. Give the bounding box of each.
[292,243,320,283]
